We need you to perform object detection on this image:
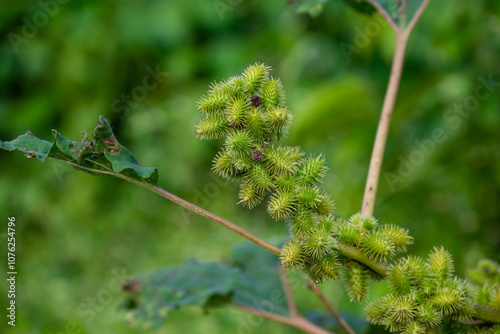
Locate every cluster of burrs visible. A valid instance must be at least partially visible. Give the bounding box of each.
[195,63,500,334]
[195,63,412,285]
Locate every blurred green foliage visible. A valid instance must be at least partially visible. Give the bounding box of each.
[0,0,499,333]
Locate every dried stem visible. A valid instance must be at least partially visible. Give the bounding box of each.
[360,30,409,217]
[307,279,356,334]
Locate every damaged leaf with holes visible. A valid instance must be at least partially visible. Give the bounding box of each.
[0,115,158,186]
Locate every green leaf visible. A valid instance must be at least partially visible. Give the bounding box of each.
[341,0,376,15]
[230,242,289,315]
[289,0,329,17]
[121,260,240,330]
[121,242,288,330]
[0,129,53,162]
[0,116,158,186]
[342,0,426,25]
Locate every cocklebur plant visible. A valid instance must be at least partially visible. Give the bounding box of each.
[2,0,500,333]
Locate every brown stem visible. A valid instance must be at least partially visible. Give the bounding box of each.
[116,175,282,256]
[473,305,500,323]
[279,266,299,317]
[361,30,409,217]
[307,279,356,334]
[233,303,335,334]
[360,0,432,218]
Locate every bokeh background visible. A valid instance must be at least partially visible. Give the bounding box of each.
[1,0,499,333]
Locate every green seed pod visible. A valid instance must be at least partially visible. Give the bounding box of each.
[342,262,371,302]
[267,189,297,220]
[431,286,466,316]
[245,110,269,144]
[280,240,305,270]
[449,301,475,321]
[427,246,454,283]
[307,252,341,283]
[387,295,418,325]
[476,284,494,307]
[197,93,229,115]
[195,113,229,139]
[296,154,328,185]
[297,185,321,208]
[274,175,298,192]
[264,145,303,176]
[490,288,500,311]
[383,318,405,333]
[388,262,412,295]
[209,76,246,97]
[260,77,285,110]
[416,303,442,328]
[225,96,251,127]
[349,213,366,227]
[305,227,338,259]
[238,181,265,209]
[365,295,391,325]
[402,321,427,334]
[403,255,430,288]
[266,106,293,140]
[313,192,335,216]
[242,62,270,95]
[244,164,273,192]
[350,213,378,231]
[361,217,378,232]
[335,223,361,246]
[360,230,396,262]
[467,326,500,334]
[212,148,240,179]
[317,216,335,233]
[232,155,253,172]
[225,130,253,159]
[379,224,413,253]
[289,206,315,238]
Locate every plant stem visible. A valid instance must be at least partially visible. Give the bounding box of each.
[116,175,282,256]
[360,24,408,217]
[473,305,500,324]
[233,303,335,334]
[307,279,356,334]
[279,266,299,317]
[337,241,390,276]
